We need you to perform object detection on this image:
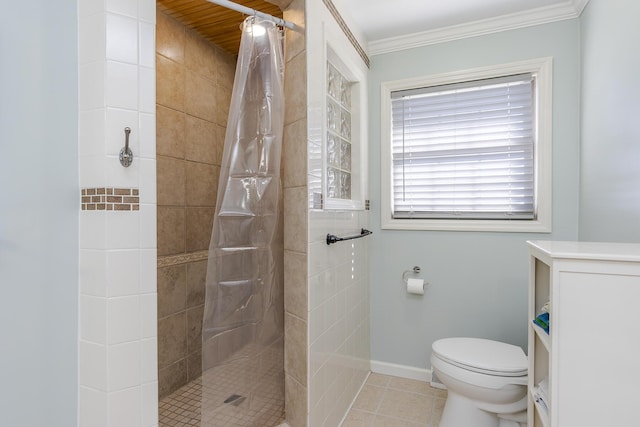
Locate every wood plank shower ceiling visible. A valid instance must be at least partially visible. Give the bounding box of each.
[157,0,284,55]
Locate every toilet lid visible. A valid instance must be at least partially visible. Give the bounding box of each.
[432,338,527,377]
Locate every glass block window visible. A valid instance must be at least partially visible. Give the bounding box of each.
[326,62,352,200]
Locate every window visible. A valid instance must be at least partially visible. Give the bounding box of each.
[381,58,552,232]
[320,45,367,211]
[393,73,534,219]
[327,61,353,200]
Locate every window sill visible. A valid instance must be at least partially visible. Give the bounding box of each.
[381,217,552,233]
[325,198,365,211]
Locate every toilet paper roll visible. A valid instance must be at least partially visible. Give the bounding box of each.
[407,278,424,295]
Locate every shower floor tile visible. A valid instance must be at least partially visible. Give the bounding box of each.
[160,339,285,426]
[159,377,285,426]
[160,343,286,427]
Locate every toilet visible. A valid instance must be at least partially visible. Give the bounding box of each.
[431,337,528,427]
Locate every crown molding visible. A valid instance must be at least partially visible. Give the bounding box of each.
[368,0,590,56]
[573,0,590,15]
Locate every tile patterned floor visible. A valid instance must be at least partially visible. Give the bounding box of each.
[160,340,285,427]
[159,377,286,426]
[341,373,447,427]
[159,379,202,426]
[160,372,446,426]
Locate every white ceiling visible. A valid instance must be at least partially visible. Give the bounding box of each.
[338,0,587,43]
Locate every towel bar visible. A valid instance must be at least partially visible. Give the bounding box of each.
[326,228,373,245]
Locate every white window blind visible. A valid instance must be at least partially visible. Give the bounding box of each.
[391,73,536,220]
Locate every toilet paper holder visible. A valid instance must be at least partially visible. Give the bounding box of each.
[402,266,421,284]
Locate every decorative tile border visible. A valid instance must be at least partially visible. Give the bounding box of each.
[322,0,370,68]
[157,250,209,268]
[81,188,140,211]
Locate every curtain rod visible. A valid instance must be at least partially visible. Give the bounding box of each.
[205,0,296,30]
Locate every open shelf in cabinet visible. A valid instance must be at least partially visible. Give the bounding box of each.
[529,298,550,427]
[531,322,549,350]
[533,258,550,315]
[530,345,550,427]
[531,394,549,427]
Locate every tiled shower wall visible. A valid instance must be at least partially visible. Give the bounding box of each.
[282,0,309,425]
[283,0,372,426]
[155,9,235,398]
[307,210,370,426]
[77,0,158,425]
[306,1,372,426]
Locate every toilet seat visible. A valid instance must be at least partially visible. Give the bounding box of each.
[432,337,527,377]
[430,337,528,427]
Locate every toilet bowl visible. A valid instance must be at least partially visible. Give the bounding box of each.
[431,337,528,427]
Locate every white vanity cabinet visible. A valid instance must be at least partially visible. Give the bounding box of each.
[527,240,640,427]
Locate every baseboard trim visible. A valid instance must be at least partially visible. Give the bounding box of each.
[370,360,432,382]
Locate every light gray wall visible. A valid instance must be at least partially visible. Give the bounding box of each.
[579,0,640,242]
[0,1,79,425]
[368,20,581,368]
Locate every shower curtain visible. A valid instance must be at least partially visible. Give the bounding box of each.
[201,16,285,426]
